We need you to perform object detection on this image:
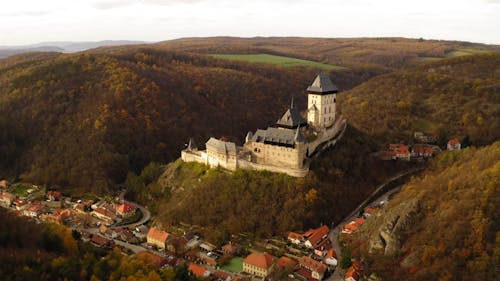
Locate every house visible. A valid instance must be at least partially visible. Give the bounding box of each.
[324,249,337,267]
[23,202,46,217]
[0,180,10,188]
[188,263,210,278]
[91,207,116,224]
[363,207,379,218]
[314,238,332,257]
[146,227,169,249]
[213,270,231,281]
[90,234,115,249]
[222,242,238,255]
[447,139,461,151]
[41,209,73,224]
[13,199,28,210]
[411,145,437,158]
[341,218,366,234]
[304,225,330,248]
[0,192,15,207]
[287,232,304,245]
[199,242,216,252]
[46,191,62,201]
[116,203,137,217]
[137,251,168,268]
[344,267,359,281]
[242,252,275,278]
[276,256,298,271]
[299,256,328,280]
[389,144,411,161]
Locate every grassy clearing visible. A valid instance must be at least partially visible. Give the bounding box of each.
[446,48,490,58]
[210,53,347,70]
[222,257,243,273]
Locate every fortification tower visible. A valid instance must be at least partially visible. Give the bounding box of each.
[306,74,338,128]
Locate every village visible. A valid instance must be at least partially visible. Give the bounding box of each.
[1,173,395,281]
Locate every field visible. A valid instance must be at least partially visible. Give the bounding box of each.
[446,48,490,58]
[209,53,347,70]
[222,257,243,273]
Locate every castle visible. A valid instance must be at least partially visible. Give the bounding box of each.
[181,74,346,177]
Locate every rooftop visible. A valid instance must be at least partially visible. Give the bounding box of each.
[147,227,169,243]
[244,252,275,269]
[307,74,338,94]
[206,137,237,154]
[251,126,304,147]
[276,98,307,129]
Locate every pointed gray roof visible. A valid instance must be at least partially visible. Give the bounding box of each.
[307,74,338,94]
[250,127,301,147]
[276,98,307,129]
[294,126,305,143]
[187,138,197,151]
[245,131,253,143]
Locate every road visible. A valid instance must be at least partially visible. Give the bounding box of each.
[325,167,423,281]
[113,190,151,229]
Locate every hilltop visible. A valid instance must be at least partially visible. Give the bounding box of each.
[0,38,497,193]
[339,53,500,145]
[347,142,499,280]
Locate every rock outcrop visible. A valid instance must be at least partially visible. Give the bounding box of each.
[368,199,422,256]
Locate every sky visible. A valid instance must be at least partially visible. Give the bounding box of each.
[1,0,499,46]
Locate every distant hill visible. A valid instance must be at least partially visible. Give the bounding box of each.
[154,37,500,70]
[0,40,148,58]
[348,142,499,280]
[0,46,64,59]
[339,53,500,146]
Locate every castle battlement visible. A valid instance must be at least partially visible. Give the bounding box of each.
[180,74,346,177]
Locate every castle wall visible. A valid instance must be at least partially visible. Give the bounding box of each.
[237,159,309,177]
[244,141,306,169]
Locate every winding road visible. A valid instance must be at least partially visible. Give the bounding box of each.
[325,167,424,281]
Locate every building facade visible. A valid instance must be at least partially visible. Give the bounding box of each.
[307,74,338,128]
[243,252,275,278]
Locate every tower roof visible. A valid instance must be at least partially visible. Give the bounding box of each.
[307,74,338,94]
[276,98,307,129]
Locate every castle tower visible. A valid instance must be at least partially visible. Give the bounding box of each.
[306,74,338,128]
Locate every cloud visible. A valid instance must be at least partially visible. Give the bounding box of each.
[0,10,51,17]
[91,0,206,10]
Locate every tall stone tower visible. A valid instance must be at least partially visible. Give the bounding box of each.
[306,74,338,128]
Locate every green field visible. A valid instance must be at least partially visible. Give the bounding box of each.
[210,53,347,70]
[222,257,243,273]
[446,48,490,58]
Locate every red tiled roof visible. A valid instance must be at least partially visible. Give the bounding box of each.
[276,256,298,270]
[299,256,327,275]
[91,234,111,246]
[188,263,208,277]
[306,225,330,247]
[345,267,358,280]
[325,249,336,259]
[288,232,303,240]
[213,271,230,280]
[448,138,460,145]
[117,203,136,214]
[93,207,116,220]
[244,252,275,269]
[47,191,62,199]
[147,227,169,243]
[222,243,237,254]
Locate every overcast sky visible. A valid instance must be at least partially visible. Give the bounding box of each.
[1,0,499,46]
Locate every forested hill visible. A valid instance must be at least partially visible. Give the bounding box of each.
[152,37,499,70]
[0,48,368,192]
[349,142,499,280]
[339,52,500,146]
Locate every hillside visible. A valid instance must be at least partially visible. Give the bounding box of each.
[126,126,414,242]
[0,47,370,192]
[154,37,499,70]
[348,142,499,280]
[339,52,500,145]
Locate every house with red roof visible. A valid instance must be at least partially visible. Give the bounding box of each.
[221,242,238,255]
[299,256,328,280]
[447,138,461,151]
[188,263,210,278]
[90,234,115,249]
[0,180,10,188]
[314,237,332,257]
[287,231,304,245]
[0,192,15,207]
[13,198,28,210]
[242,252,275,278]
[147,227,169,249]
[304,225,330,249]
[91,207,116,224]
[344,266,359,281]
[341,218,366,234]
[116,203,137,217]
[276,256,298,271]
[324,249,337,267]
[213,270,231,281]
[389,144,411,161]
[47,191,62,201]
[23,202,46,218]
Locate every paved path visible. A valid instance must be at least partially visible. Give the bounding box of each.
[325,167,424,281]
[112,190,151,229]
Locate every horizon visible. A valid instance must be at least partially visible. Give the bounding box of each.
[2,0,500,46]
